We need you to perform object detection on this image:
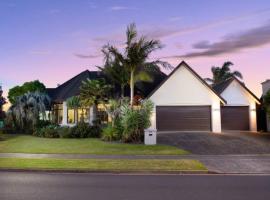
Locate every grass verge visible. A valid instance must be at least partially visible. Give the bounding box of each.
[0,158,206,172]
[0,134,188,155]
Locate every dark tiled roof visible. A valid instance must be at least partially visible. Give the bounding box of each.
[212,78,234,94]
[46,70,104,103]
[46,70,166,103]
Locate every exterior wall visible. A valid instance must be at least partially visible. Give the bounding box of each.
[262,80,270,95]
[220,80,259,132]
[261,80,270,131]
[267,114,270,132]
[149,64,222,133]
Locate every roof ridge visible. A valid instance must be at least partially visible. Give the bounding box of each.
[147,61,227,104]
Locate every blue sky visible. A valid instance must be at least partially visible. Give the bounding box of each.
[1,0,270,101]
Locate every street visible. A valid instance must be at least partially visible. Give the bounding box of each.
[0,172,270,200]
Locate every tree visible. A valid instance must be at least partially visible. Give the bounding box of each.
[8,92,50,130]
[79,79,112,124]
[98,49,129,98]
[8,80,46,104]
[264,90,270,114]
[66,96,81,124]
[0,86,7,123]
[206,62,243,85]
[102,23,171,105]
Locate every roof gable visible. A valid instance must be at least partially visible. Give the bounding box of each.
[213,77,260,104]
[148,61,226,104]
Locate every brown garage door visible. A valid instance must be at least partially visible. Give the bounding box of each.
[221,106,249,130]
[156,106,211,131]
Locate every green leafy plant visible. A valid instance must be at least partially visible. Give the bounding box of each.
[101,124,120,142]
[80,79,112,125]
[205,61,243,85]
[57,126,72,138]
[33,125,59,138]
[8,80,46,104]
[8,92,51,132]
[120,100,154,143]
[264,90,270,114]
[70,122,101,138]
[102,23,172,105]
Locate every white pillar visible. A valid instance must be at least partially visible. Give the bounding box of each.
[150,107,156,129]
[62,101,68,125]
[249,103,257,132]
[211,103,221,133]
[89,106,94,125]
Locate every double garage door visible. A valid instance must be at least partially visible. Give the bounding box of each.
[156,106,250,131]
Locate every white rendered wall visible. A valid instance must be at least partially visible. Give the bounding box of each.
[220,80,259,132]
[149,64,222,133]
[62,101,68,126]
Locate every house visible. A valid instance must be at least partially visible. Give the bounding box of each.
[261,80,270,131]
[148,61,260,133]
[46,69,166,126]
[47,61,261,133]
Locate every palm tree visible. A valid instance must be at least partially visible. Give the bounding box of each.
[206,62,243,85]
[66,96,81,124]
[79,79,112,124]
[9,92,50,129]
[102,23,171,105]
[98,49,129,98]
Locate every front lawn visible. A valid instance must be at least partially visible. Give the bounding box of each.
[0,158,206,172]
[0,134,188,155]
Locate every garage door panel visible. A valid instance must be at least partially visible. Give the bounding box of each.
[156,106,211,131]
[221,106,249,130]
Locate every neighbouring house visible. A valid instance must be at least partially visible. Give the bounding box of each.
[148,61,260,133]
[261,80,270,131]
[46,69,166,126]
[46,61,261,133]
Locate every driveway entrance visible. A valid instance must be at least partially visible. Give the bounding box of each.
[157,131,270,155]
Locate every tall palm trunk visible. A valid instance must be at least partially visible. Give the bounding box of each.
[121,84,125,98]
[74,109,78,124]
[130,70,134,106]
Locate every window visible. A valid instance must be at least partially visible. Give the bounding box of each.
[78,108,89,123]
[52,103,63,124]
[67,109,75,124]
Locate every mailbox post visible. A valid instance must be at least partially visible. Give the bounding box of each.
[144,128,157,145]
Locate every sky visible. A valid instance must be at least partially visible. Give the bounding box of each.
[1,0,270,109]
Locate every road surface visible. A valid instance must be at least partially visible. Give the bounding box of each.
[1,172,270,200]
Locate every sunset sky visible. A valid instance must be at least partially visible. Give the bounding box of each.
[1,0,270,107]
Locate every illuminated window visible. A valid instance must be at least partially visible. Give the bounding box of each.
[67,109,75,124]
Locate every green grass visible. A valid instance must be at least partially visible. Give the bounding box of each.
[0,158,206,172]
[0,134,188,155]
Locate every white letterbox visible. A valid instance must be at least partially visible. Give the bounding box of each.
[144,128,157,145]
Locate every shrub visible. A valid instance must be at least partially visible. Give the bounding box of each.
[57,126,72,138]
[88,125,101,138]
[120,100,154,143]
[32,122,101,139]
[35,120,54,129]
[69,122,101,138]
[101,125,120,141]
[33,125,59,138]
